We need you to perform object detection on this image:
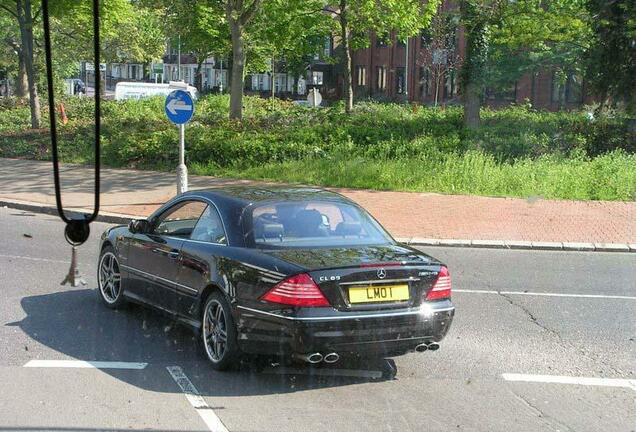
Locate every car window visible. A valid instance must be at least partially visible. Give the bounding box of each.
[154,200,207,237]
[190,204,227,244]
[247,200,393,248]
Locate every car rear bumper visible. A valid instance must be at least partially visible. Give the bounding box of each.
[234,301,454,357]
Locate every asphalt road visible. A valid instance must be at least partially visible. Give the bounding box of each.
[0,207,634,432]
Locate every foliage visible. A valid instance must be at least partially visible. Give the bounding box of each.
[50,0,166,64]
[153,0,229,72]
[488,0,591,87]
[258,0,334,80]
[458,0,593,127]
[585,0,636,113]
[0,95,634,200]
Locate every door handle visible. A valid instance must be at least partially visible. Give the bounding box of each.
[151,248,180,259]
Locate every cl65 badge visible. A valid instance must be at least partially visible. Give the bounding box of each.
[319,275,341,282]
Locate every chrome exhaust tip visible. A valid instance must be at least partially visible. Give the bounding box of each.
[323,352,340,364]
[427,342,440,351]
[293,352,323,364]
[415,343,429,352]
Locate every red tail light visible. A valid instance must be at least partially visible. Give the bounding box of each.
[261,273,330,307]
[426,266,451,300]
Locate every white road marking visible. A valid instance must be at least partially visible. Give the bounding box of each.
[24,360,148,369]
[262,366,383,379]
[0,253,67,264]
[167,366,229,432]
[502,373,636,391]
[455,289,636,300]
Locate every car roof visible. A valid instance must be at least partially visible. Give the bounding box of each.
[182,185,350,208]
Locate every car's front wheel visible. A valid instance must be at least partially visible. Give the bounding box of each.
[98,246,126,308]
[201,291,240,370]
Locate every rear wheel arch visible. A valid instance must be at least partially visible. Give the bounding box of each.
[199,283,232,318]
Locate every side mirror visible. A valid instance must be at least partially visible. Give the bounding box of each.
[129,219,150,234]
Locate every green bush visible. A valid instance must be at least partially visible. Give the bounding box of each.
[1,95,634,200]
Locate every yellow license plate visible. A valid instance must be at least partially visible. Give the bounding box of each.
[348,284,410,303]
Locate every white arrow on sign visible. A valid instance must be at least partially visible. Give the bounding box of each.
[166,98,193,115]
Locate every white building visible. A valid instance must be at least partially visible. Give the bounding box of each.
[163,59,228,91]
[109,63,145,81]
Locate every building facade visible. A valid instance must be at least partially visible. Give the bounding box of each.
[84,0,591,111]
[320,1,591,111]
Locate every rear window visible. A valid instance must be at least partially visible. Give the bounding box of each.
[245,200,394,248]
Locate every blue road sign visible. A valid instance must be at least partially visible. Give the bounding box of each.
[165,90,194,125]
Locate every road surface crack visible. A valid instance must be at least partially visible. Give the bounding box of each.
[508,388,575,432]
[498,292,561,339]
[498,292,623,375]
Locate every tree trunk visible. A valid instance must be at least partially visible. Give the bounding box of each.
[339,0,353,113]
[460,0,487,129]
[17,0,41,129]
[463,80,481,128]
[16,50,28,97]
[195,59,204,92]
[229,21,245,120]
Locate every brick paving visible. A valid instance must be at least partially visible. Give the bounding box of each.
[1,158,634,244]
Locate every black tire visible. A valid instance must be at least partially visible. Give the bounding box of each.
[97,245,126,309]
[201,291,240,371]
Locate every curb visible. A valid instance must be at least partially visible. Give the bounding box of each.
[0,199,136,225]
[2,199,633,253]
[396,237,635,253]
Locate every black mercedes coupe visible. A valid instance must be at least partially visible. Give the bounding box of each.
[98,187,455,370]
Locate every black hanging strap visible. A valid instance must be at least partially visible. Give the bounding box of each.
[41,0,101,245]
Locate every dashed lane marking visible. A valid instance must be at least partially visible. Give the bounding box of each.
[455,289,636,300]
[502,373,636,391]
[24,360,148,369]
[167,365,229,432]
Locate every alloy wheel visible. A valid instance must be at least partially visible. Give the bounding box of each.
[203,299,228,362]
[99,252,121,303]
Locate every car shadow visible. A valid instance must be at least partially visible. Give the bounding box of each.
[7,288,398,397]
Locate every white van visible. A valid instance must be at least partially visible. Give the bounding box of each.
[114,81,198,101]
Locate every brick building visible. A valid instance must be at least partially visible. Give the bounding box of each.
[320,2,592,111]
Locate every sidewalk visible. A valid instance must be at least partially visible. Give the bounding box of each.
[1,158,634,250]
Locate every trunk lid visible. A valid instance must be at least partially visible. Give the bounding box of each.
[261,244,443,311]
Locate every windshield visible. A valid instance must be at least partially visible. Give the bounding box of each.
[246,201,394,248]
[2,0,633,430]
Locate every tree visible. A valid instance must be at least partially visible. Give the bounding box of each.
[0,13,26,96]
[222,0,262,120]
[259,0,333,97]
[0,0,165,128]
[156,0,229,92]
[52,1,166,77]
[488,0,590,105]
[416,9,462,106]
[459,0,498,129]
[326,0,441,113]
[0,0,42,128]
[585,0,636,114]
[459,0,590,128]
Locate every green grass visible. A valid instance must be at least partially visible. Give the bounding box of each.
[202,149,636,201]
[1,95,635,201]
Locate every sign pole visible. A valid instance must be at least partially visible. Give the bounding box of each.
[165,89,194,195]
[177,123,188,194]
[405,37,409,102]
